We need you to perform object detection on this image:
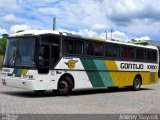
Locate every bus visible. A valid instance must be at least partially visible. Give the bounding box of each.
[1,30,159,95]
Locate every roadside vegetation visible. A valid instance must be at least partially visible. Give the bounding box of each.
[0,37,7,67]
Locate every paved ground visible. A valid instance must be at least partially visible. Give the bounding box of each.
[0,74,160,114]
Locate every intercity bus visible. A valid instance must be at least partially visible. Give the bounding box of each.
[1,30,159,95]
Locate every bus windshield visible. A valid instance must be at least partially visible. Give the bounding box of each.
[3,37,36,67]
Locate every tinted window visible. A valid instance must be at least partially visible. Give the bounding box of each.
[121,47,127,58]
[41,36,59,45]
[112,45,120,58]
[65,39,74,54]
[152,50,157,62]
[75,41,83,54]
[86,42,94,56]
[95,43,104,56]
[147,50,157,62]
[141,49,146,60]
[105,44,113,57]
[135,48,141,59]
[127,47,134,59]
[147,50,152,61]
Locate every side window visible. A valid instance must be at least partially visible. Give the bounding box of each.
[135,48,141,59]
[86,42,94,56]
[120,47,127,59]
[95,43,104,56]
[113,45,120,58]
[65,39,74,54]
[75,41,83,55]
[105,43,113,57]
[41,36,59,45]
[127,47,134,59]
[147,50,157,62]
[146,50,152,61]
[141,49,146,60]
[153,50,157,62]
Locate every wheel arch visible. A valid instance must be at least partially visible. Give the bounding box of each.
[59,73,75,89]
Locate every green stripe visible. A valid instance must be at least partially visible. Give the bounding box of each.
[17,69,22,75]
[13,69,22,75]
[81,58,105,87]
[94,60,114,87]
[13,69,18,74]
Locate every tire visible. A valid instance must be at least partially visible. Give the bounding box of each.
[57,76,73,95]
[132,77,141,91]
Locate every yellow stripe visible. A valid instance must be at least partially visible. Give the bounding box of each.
[104,60,157,86]
[94,38,105,41]
[104,60,119,86]
[22,69,28,75]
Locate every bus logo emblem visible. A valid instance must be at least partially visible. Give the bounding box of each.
[65,60,78,69]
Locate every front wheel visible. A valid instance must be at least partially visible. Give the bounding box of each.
[57,77,73,95]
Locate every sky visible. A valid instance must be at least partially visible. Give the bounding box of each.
[0,0,160,42]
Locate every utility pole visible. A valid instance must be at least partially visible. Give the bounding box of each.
[53,17,56,30]
[105,31,109,40]
[110,28,113,40]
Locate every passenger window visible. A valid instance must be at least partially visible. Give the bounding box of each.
[95,43,104,56]
[153,50,157,62]
[147,50,152,61]
[65,40,74,54]
[86,42,94,56]
[121,47,127,59]
[41,36,59,45]
[75,41,83,55]
[135,48,141,59]
[127,48,134,59]
[147,50,157,62]
[141,49,146,60]
[113,45,120,58]
[105,44,113,57]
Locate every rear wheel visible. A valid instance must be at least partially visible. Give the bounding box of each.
[57,76,73,95]
[132,77,141,91]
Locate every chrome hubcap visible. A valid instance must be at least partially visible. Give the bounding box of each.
[58,81,68,92]
[135,79,140,89]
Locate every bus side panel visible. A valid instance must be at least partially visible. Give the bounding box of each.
[149,72,158,84]
[104,60,134,87]
[56,58,159,89]
[80,58,114,87]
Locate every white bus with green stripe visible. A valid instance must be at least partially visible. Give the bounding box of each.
[2,30,159,95]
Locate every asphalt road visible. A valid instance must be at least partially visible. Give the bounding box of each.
[0,74,160,114]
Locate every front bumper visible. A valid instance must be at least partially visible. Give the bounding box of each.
[2,76,36,90]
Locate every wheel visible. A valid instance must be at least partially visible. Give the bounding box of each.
[57,76,73,95]
[132,77,141,91]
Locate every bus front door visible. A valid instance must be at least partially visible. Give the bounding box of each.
[38,44,59,74]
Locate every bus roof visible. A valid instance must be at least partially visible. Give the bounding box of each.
[10,29,158,50]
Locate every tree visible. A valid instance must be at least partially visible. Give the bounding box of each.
[0,37,7,55]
